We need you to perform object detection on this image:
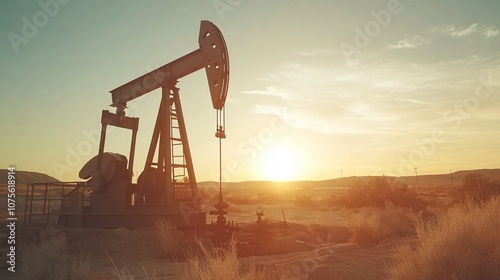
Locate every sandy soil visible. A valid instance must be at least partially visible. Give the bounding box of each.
[0,184,456,279]
[0,223,406,280]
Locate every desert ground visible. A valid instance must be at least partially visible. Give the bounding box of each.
[1,175,499,279]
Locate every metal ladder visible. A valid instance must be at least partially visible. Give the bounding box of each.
[169,90,193,200]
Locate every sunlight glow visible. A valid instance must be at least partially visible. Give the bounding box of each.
[263,145,299,181]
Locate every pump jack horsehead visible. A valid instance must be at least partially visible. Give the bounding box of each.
[72,20,229,228]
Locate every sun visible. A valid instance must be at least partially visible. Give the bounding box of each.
[262,145,299,181]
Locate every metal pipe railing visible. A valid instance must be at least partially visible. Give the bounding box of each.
[24,182,90,226]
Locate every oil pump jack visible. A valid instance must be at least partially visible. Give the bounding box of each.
[60,21,230,228]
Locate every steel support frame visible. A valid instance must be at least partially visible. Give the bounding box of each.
[96,110,139,191]
[136,83,199,208]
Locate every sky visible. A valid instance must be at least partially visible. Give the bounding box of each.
[1,0,499,182]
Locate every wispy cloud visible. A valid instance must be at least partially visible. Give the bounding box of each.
[243,49,500,136]
[298,48,337,56]
[484,26,499,38]
[389,35,432,49]
[431,23,499,38]
[405,98,431,105]
[243,63,427,134]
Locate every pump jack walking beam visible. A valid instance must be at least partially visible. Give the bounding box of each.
[110,20,229,111]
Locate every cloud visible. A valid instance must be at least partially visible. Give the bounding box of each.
[431,23,499,38]
[405,98,431,105]
[298,48,337,56]
[484,26,499,38]
[389,35,432,49]
[242,50,500,136]
[243,62,431,134]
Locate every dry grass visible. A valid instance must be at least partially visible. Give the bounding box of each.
[178,239,289,280]
[18,226,158,280]
[103,249,158,280]
[18,222,287,279]
[347,202,416,248]
[19,227,89,280]
[453,173,500,206]
[347,208,382,248]
[331,177,428,211]
[154,217,184,257]
[387,195,500,280]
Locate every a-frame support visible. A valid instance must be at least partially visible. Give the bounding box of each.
[135,82,199,208]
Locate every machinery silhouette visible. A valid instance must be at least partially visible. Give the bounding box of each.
[27,21,233,229]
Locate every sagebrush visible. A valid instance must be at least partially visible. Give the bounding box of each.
[347,202,416,248]
[179,239,289,280]
[154,217,184,257]
[387,196,500,280]
[453,173,500,205]
[19,227,89,280]
[331,176,427,211]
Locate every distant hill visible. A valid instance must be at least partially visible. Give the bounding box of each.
[0,169,60,185]
[1,168,498,187]
[199,168,500,189]
[396,169,500,186]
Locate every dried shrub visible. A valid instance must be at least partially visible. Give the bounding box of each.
[19,227,89,280]
[154,218,184,257]
[347,203,416,248]
[331,177,427,211]
[179,239,289,280]
[453,173,500,205]
[387,196,500,280]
